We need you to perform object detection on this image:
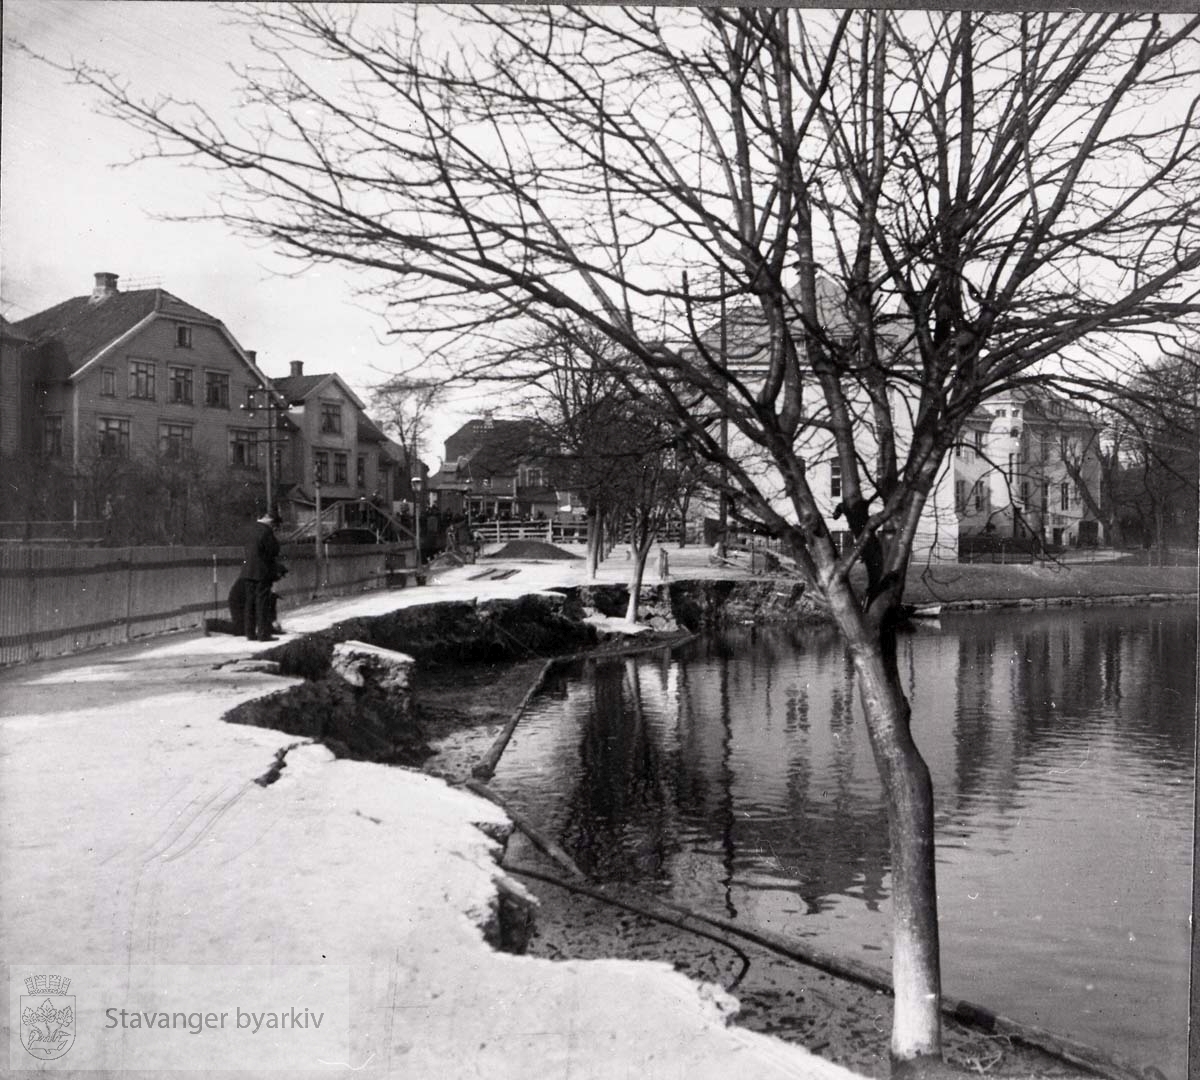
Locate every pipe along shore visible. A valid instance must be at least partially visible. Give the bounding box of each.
[463,633,1163,1080]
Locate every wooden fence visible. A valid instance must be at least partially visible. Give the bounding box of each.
[0,541,414,666]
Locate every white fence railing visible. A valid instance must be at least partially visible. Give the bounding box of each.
[469,519,590,546]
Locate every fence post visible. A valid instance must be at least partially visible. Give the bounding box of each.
[125,547,135,641]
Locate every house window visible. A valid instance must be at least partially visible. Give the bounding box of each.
[1007,453,1016,481]
[98,416,131,457]
[1021,480,1030,507]
[230,429,258,467]
[1061,482,1070,511]
[42,415,64,457]
[333,453,348,484]
[314,450,330,484]
[973,481,985,513]
[205,371,230,408]
[168,366,194,405]
[1040,432,1052,461]
[100,367,116,396]
[176,324,193,348]
[519,466,545,488]
[974,429,984,452]
[129,360,156,400]
[955,479,966,511]
[356,455,366,488]
[320,403,342,434]
[159,422,193,460]
[830,461,841,499]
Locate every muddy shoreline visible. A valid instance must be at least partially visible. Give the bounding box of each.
[221,579,1160,1080]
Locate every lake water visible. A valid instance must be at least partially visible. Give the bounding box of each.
[491,604,1195,1079]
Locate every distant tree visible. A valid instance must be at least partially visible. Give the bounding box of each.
[67,7,1200,1063]
[368,374,443,491]
[1058,425,1119,547]
[1108,352,1200,559]
[607,411,690,621]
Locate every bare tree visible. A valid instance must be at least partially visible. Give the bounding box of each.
[1108,351,1200,560]
[64,6,1200,1065]
[368,374,443,489]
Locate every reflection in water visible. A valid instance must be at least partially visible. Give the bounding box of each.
[495,605,1195,1078]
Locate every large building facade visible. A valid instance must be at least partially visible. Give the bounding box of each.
[6,273,408,543]
[11,273,273,477]
[954,389,1103,547]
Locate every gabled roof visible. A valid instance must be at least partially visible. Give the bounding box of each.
[443,418,542,477]
[357,414,389,443]
[689,276,913,373]
[12,289,222,375]
[0,314,32,345]
[271,371,365,409]
[272,373,330,403]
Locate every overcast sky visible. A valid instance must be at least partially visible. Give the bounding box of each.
[0,0,486,466]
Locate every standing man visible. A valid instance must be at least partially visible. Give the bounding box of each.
[240,510,281,641]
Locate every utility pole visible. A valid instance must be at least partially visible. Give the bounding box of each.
[411,475,423,576]
[313,469,323,593]
[242,388,283,515]
[719,266,729,555]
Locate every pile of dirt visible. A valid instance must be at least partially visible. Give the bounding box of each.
[487,539,580,561]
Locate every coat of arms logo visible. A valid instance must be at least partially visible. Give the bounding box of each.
[20,974,75,1060]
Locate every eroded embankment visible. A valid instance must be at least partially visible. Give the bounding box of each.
[222,592,600,763]
[220,579,825,766]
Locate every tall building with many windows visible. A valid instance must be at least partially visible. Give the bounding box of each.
[9,272,275,481]
[954,388,1103,547]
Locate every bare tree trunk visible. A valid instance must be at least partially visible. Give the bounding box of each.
[829,585,942,1063]
[625,535,655,623]
[586,509,603,580]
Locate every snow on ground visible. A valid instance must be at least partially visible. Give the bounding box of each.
[1,548,861,1079]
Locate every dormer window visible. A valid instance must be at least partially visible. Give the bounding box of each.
[176,325,193,348]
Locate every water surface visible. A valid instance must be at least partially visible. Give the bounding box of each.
[493,605,1195,1078]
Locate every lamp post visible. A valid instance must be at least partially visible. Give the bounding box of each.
[411,475,423,574]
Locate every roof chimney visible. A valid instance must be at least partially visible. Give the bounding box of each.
[289,360,304,378]
[91,272,119,302]
[245,349,257,364]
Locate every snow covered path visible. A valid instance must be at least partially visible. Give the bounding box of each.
[1,555,860,1078]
